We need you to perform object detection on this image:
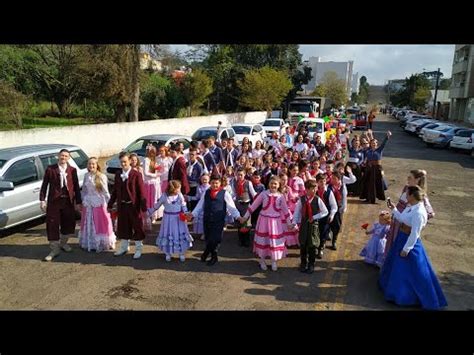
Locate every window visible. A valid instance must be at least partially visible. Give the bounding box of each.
[254,125,262,133]
[263,120,281,127]
[220,130,228,139]
[40,154,59,170]
[232,126,251,134]
[227,129,235,138]
[457,130,473,137]
[192,129,217,141]
[3,158,39,186]
[0,159,7,169]
[125,139,146,153]
[178,139,190,149]
[70,150,89,170]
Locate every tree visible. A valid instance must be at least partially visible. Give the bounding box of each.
[439,78,451,90]
[358,75,369,103]
[237,66,292,114]
[0,80,28,128]
[311,71,348,108]
[350,92,359,104]
[181,69,213,116]
[24,45,86,116]
[413,87,431,110]
[312,84,327,98]
[129,44,141,122]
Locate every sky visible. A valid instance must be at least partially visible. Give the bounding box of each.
[170,45,455,85]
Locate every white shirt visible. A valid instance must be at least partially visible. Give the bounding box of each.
[320,187,338,220]
[251,149,266,160]
[294,142,308,153]
[192,190,241,220]
[120,167,132,182]
[342,173,357,186]
[292,196,329,224]
[58,163,68,189]
[392,202,427,254]
[144,158,159,181]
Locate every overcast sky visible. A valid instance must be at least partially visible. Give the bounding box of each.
[171,45,455,85]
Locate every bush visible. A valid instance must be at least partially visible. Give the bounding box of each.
[0,81,28,128]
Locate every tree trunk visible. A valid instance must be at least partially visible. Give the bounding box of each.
[57,97,72,117]
[129,44,140,122]
[115,102,127,122]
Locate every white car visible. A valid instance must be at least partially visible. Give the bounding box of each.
[449,129,474,152]
[262,118,289,140]
[405,119,432,134]
[296,118,326,145]
[231,123,266,147]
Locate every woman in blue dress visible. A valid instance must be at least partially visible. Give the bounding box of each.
[379,185,447,310]
[347,137,364,196]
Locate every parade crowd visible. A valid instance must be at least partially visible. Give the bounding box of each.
[38,118,448,310]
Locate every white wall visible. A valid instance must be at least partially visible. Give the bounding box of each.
[0,111,267,158]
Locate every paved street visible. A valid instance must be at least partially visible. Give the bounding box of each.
[1,114,473,310]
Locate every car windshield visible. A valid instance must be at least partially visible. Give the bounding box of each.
[192,129,217,140]
[233,126,252,134]
[289,103,313,113]
[125,139,166,155]
[263,120,281,127]
[434,126,452,132]
[0,159,6,169]
[298,122,323,134]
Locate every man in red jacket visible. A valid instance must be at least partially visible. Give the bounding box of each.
[168,143,190,195]
[107,151,147,259]
[39,149,82,261]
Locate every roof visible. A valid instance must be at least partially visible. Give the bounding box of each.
[138,134,190,140]
[0,144,79,161]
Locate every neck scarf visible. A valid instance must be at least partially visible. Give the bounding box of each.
[210,187,223,199]
[58,164,68,189]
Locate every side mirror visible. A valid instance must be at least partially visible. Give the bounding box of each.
[0,180,14,192]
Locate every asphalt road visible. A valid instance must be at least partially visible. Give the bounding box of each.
[1,114,473,310]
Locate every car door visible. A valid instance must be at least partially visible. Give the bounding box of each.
[0,157,42,228]
[69,149,89,188]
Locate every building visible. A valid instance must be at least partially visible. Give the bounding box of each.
[387,79,405,93]
[139,52,162,71]
[448,45,474,124]
[428,90,450,120]
[303,57,355,98]
[352,72,359,95]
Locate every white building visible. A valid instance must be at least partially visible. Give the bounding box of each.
[304,57,355,98]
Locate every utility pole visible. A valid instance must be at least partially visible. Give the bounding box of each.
[432,67,441,118]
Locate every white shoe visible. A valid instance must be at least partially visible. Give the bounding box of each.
[271,261,278,271]
[200,235,205,241]
[259,260,268,271]
[165,254,171,262]
[44,241,61,262]
[114,240,130,256]
[179,254,185,262]
[133,241,143,259]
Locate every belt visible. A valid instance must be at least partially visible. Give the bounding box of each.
[60,195,68,198]
[399,223,411,234]
[237,200,251,204]
[368,160,382,166]
[121,200,133,204]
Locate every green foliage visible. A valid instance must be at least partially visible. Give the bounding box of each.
[312,71,348,107]
[0,80,28,128]
[237,66,292,113]
[181,69,213,115]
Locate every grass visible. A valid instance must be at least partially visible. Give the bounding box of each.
[0,116,105,131]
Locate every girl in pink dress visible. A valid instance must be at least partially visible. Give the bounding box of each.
[287,163,306,213]
[143,145,161,228]
[79,157,116,252]
[156,145,173,219]
[242,176,292,271]
[279,173,299,247]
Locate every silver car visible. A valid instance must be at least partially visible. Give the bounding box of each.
[0,144,89,231]
[105,134,191,184]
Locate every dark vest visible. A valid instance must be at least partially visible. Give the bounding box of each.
[233,180,251,202]
[300,195,321,222]
[204,189,227,224]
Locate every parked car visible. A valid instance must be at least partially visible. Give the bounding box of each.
[449,129,474,152]
[353,112,367,130]
[231,123,266,146]
[400,114,429,128]
[422,125,465,148]
[404,118,433,134]
[105,134,191,184]
[296,118,327,145]
[414,121,440,137]
[262,118,289,140]
[191,126,236,143]
[0,144,89,231]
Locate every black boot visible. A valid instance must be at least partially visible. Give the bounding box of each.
[316,248,323,259]
[299,249,308,272]
[207,252,218,266]
[200,247,210,262]
[306,264,315,274]
[331,241,337,250]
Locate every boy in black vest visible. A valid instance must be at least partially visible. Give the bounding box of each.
[290,179,329,274]
[315,173,338,259]
[189,175,241,265]
[232,168,256,247]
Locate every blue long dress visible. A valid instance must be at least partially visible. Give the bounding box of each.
[378,203,447,310]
